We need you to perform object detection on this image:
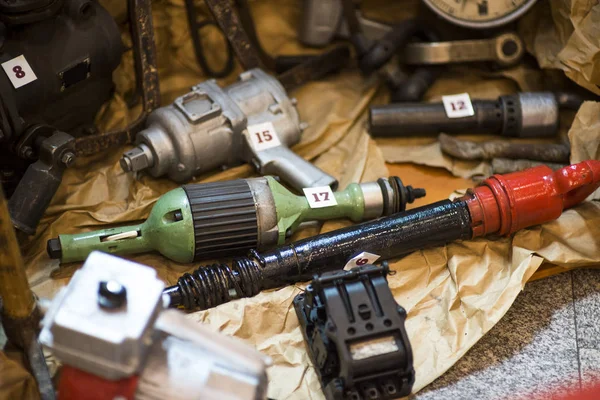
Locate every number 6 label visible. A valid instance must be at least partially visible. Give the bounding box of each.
[246,121,282,151]
[442,93,474,118]
[303,186,337,209]
[344,251,381,270]
[2,55,37,89]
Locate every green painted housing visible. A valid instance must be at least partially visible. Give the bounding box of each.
[58,188,195,263]
[267,176,367,244]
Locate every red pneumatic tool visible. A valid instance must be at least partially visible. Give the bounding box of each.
[164,161,600,311]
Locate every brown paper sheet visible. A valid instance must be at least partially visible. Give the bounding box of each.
[3,1,600,399]
[520,0,600,95]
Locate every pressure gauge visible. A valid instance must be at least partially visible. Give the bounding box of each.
[422,0,538,29]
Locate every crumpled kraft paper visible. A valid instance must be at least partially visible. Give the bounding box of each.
[3,1,600,400]
[520,0,600,95]
[569,101,600,200]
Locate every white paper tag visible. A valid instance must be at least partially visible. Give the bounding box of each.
[442,93,474,118]
[344,251,380,270]
[246,121,281,151]
[303,186,337,208]
[2,55,37,89]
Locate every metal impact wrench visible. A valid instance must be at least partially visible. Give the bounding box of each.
[120,68,337,191]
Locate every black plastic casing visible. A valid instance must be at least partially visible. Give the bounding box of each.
[294,264,414,400]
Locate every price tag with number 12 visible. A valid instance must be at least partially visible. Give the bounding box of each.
[442,92,474,119]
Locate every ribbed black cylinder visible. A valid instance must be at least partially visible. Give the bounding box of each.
[183,180,258,261]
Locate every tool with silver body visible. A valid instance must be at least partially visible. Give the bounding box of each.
[120,68,336,191]
[39,251,270,400]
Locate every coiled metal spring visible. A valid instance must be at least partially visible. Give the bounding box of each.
[177,258,262,310]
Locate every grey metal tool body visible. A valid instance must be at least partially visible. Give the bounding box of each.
[370,92,582,138]
[404,33,524,68]
[299,0,391,47]
[121,68,337,191]
[40,251,270,399]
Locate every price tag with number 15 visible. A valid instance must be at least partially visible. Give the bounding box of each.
[246,121,282,151]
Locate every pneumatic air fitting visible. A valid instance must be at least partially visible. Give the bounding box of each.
[47,176,425,264]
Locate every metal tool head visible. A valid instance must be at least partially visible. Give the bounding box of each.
[39,251,166,380]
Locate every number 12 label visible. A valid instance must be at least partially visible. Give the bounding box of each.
[2,55,37,89]
[246,122,282,151]
[442,93,474,118]
[303,186,337,209]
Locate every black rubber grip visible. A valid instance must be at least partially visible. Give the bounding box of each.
[183,180,258,261]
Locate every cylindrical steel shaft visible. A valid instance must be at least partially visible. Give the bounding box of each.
[165,200,472,309]
[369,92,561,138]
[369,100,502,136]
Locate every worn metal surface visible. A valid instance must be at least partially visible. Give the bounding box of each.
[74,0,160,156]
[294,265,414,399]
[0,185,55,400]
[438,133,571,163]
[204,0,263,70]
[184,0,234,78]
[8,130,75,235]
[404,33,524,67]
[165,199,473,310]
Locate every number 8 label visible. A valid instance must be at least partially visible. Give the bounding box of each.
[2,55,37,89]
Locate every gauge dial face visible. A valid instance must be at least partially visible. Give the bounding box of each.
[423,0,538,29]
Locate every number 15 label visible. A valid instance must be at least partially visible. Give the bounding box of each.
[2,55,37,89]
[442,93,474,118]
[246,122,282,151]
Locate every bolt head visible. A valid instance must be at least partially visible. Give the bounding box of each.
[61,152,75,168]
[98,280,127,310]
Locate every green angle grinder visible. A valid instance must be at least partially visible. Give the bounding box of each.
[47,176,425,263]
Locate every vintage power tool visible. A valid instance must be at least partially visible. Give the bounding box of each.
[294,264,414,400]
[47,176,425,263]
[369,92,584,137]
[120,68,338,191]
[39,251,271,400]
[163,160,600,310]
[1,0,159,235]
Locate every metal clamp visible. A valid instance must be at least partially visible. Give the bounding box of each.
[404,33,524,68]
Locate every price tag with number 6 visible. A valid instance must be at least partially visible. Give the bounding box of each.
[344,251,381,270]
[246,121,282,151]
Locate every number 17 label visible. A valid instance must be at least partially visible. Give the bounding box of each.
[303,186,337,208]
[246,121,282,151]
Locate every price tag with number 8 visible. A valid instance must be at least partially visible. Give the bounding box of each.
[1,54,37,89]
